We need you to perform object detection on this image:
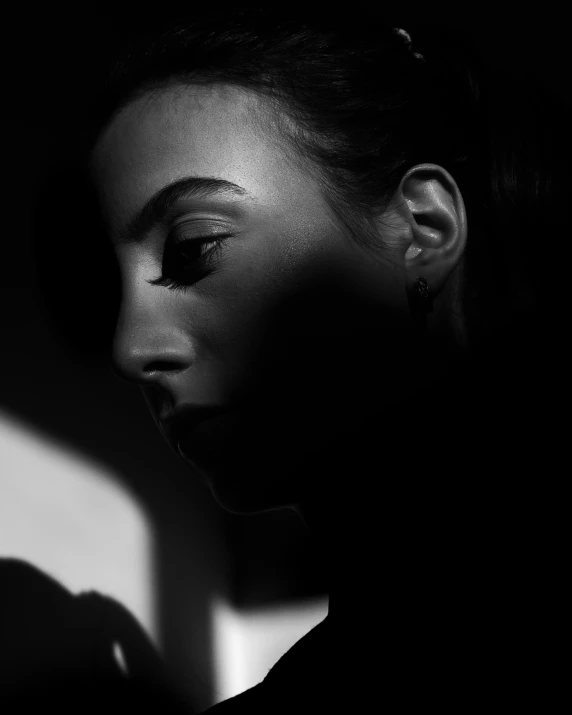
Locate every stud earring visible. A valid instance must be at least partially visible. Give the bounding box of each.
[416,276,430,303]
[409,276,434,330]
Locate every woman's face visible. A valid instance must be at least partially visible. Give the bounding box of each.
[91,84,412,513]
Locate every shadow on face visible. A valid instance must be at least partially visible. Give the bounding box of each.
[88,83,431,515]
[176,267,422,514]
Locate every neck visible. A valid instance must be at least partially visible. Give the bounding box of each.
[282,343,540,703]
[291,355,482,634]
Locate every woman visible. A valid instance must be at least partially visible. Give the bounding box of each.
[83,7,561,711]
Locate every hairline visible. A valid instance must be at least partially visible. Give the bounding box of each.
[89,76,395,253]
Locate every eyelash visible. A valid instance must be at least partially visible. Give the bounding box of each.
[148,234,231,292]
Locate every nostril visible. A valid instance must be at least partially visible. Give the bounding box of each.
[143,360,188,375]
[108,359,187,384]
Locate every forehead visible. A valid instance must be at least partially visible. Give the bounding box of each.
[91,83,319,223]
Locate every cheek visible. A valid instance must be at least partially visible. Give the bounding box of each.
[189,239,295,400]
[178,243,414,510]
[198,269,394,419]
[187,223,411,441]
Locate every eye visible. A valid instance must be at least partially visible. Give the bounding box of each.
[172,236,223,263]
[148,229,232,291]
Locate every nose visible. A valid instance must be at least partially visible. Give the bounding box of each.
[110,310,194,385]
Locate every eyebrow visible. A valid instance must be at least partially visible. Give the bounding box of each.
[116,176,250,245]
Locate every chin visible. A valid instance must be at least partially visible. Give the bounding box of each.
[211,491,284,516]
[179,421,322,514]
[204,459,301,516]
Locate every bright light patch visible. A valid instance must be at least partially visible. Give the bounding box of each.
[113,641,130,676]
[211,594,328,706]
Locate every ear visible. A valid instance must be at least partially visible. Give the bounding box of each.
[396,164,467,300]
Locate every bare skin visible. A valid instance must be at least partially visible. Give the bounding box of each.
[90,82,468,686]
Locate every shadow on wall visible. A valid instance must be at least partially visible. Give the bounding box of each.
[0,558,192,713]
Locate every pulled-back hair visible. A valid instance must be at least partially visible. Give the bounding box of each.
[84,7,565,372]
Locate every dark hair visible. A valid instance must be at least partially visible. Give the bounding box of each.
[84,7,565,374]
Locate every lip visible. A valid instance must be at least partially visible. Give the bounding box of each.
[161,404,230,454]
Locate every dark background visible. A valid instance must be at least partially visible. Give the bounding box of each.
[0,5,568,711]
